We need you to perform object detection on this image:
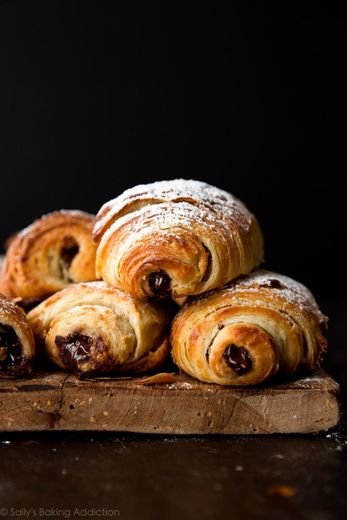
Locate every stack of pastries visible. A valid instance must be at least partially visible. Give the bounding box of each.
[0,180,327,386]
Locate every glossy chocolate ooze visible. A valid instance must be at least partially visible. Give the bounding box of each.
[223,344,252,376]
[56,332,92,369]
[148,270,172,299]
[0,324,25,375]
[55,332,110,374]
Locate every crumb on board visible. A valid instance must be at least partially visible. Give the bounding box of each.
[266,484,298,497]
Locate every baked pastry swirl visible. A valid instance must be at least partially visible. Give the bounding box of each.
[0,294,35,377]
[171,270,328,386]
[94,180,263,302]
[0,210,97,303]
[28,281,172,376]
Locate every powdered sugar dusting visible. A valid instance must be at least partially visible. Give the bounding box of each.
[95,179,254,237]
[231,269,327,324]
[108,179,238,206]
[103,200,228,241]
[168,381,194,390]
[189,268,327,326]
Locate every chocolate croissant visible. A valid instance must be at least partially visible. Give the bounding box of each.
[94,179,264,302]
[0,294,35,377]
[0,210,97,305]
[28,281,172,376]
[171,270,328,386]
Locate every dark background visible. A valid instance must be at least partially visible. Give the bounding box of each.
[0,5,346,519]
[0,2,345,300]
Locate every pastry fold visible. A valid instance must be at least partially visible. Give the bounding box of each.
[0,294,35,377]
[0,210,97,302]
[28,281,172,376]
[94,179,263,302]
[171,270,328,386]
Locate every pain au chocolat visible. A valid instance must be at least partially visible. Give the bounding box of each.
[28,281,172,376]
[0,294,35,377]
[94,179,264,302]
[0,210,97,309]
[171,270,327,386]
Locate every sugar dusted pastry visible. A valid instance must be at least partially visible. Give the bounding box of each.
[28,281,172,376]
[94,180,264,302]
[0,294,35,377]
[0,210,97,304]
[171,270,328,386]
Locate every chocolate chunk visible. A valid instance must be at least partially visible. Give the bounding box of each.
[59,237,79,282]
[61,238,79,269]
[268,279,285,289]
[0,324,25,375]
[56,333,92,369]
[148,271,171,299]
[258,278,285,290]
[223,344,252,376]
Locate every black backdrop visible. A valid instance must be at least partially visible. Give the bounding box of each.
[0,2,345,299]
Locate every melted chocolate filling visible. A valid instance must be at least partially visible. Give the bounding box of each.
[55,332,93,370]
[59,237,79,281]
[61,243,79,269]
[268,279,285,289]
[0,324,25,375]
[223,344,252,376]
[55,332,110,374]
[148,271,172,299]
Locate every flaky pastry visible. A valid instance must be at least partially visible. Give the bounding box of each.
[171,270,327,386]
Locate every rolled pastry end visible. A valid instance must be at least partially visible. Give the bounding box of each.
[208,324,280,385]
[28,282,173,377]
[0,210,97,300]
[0,298,35,377]
[0,324,24,376]
[45,305,130,375]
[52,331,170,376]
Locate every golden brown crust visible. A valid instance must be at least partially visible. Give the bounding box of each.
[94,179,264,301]
[28,281,172,376]
[171,270,327,386]
[0,293,35,377]
[0,210,97,299]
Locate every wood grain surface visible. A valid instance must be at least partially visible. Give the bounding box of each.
[0,369,341,434]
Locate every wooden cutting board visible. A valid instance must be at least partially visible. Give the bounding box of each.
[0,369,340,434]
